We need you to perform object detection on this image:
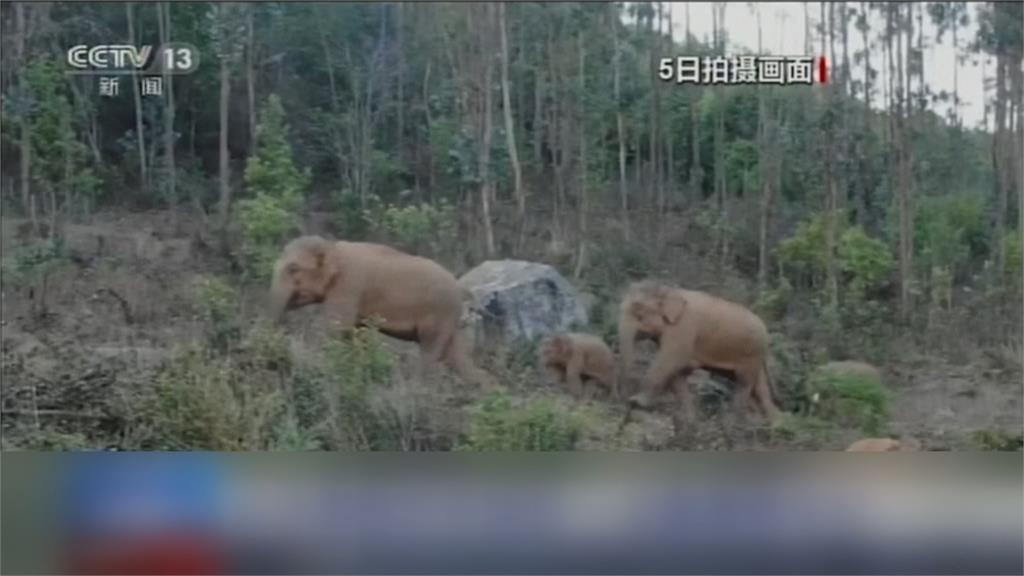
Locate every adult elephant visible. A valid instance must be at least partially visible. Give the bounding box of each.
[270,235,495,388]
[617,281,782,423]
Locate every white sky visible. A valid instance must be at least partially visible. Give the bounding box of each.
[661,2,996,131]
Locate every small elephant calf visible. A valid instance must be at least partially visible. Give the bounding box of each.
[539,333,618,400]
[845,437,921,452]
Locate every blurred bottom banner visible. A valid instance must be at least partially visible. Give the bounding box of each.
[2,453,1021,575]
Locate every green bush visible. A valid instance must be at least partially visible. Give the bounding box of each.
[838,226,894,296]
[777,214,828,288]
[136,346,289,450]
[458,390,580,451]
[806,364,889,435]
[369,200,456,256]
[1003,230,1022,293]
[238,94,310,281]
[768,414,839,446]
[194,276,242,353]
[1,238,67,316]
[755,278,793,321]
[970,429,1023,452]
[299,326,401,450]
[915,193,989,278]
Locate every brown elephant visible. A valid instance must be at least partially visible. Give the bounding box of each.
[271,235,495,388]
[539,332,618,399]
[617,281,782,423]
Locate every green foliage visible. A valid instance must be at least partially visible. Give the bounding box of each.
[779,217,894,291]
[1003,230,1022,292]
[970,429,1023,452]
[368,200,456,255]
[915,194,989,278]
[768,414,839,446]
[806,364,889,435]
[755,278,793,322]
[15,56,100,215]
[459,390,580,451]
[777,215,828,286]
[332,190,376,240]
[300,326,401,450]
[239,94,310,280]
[9,430,92,451]
[138,345,290,450]
[194,276,242,352]
[838,226,894,296]
[1,239,67,316]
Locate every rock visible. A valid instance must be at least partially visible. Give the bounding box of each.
[458,260,588,349]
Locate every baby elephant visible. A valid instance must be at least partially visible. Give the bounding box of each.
[539,333,618,400]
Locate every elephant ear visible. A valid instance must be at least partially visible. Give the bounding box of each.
[629,300,647,319]
[311,238,340,283]
[660,292,687,325]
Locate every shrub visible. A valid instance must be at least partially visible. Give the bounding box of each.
[1003,230,1022,293]
[299,326,401,450]
[1,238,67,317]
[193,276,242,353]
[135,346,289,450]
[458,390,580,451]
[777,214,828,288]
[806,364,889,435]
[238,94,310,281]
[838,226,894,297]
[768,414,839,447]
[369,200,457,257]
[970,429,1023,452]
[915,193,989,278]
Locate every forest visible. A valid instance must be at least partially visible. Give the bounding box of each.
[0,1,1021,451]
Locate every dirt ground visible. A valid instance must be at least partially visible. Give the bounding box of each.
[1,211,1021,451]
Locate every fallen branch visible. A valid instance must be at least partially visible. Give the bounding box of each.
[93,287,134,324]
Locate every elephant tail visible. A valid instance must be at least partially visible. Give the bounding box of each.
[762,359,781,405]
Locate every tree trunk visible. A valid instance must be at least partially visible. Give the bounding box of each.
[756,5,769,290]
[218,47,232,234]
[804,2,812,55]
[15,3,34,229]
[897,3,913,322]
[317,13,346,184]
[533,47,544,169]
[993,53,1007,277]
[859,1,873,228]
[573,31,587,280]
[247,5,256,154]
[660,3,673,246]
[478,6,496,257]
[612,3,629,241]
[498,3,524,222]
[126,3,147,196]
[158,2,177,230]
[396,2,405,163]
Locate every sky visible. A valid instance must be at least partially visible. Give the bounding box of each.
[660,2,996,131]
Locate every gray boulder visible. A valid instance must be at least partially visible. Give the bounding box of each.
[458,260,588,349]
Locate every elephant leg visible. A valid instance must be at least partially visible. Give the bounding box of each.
[669,370,697,435]
[730,364,760,426]
[417,322,450,383]
[753,368,782,423]
[443,331,496,390]
[630,350,689,410]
